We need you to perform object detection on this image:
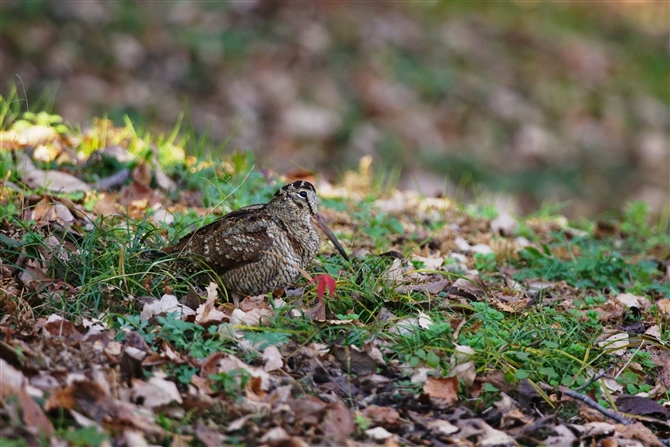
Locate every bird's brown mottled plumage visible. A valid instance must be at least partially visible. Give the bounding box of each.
[156,180,348,296]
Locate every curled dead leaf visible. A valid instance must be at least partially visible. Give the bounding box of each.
[448,278,485,299]
[141,294,195,321]
[195,283,227,325]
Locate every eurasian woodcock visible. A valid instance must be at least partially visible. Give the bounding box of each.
[152,180,349,296]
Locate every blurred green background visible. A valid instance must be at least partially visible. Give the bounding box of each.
[1,0,668,217]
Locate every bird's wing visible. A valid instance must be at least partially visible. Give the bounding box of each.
[164,205,274,272]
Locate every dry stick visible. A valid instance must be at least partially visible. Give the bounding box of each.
[559,387,632,425]
[574,366,615,392]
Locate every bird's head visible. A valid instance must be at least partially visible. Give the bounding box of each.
[270,180,349,261]
[271,180,319,217]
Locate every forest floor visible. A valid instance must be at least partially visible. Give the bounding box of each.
[1,105,670,446]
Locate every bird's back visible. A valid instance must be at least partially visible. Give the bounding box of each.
[162,202,319,295]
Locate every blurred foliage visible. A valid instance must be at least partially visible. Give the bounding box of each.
[1,0,668,218]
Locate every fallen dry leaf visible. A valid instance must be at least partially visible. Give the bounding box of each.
[122,430,149,447]
[449,344,476,386]
[597,332,628,356]
[542,424,578,446]
[32,197,76,224]
[22,169,91,193]
[395,278,449,295]
[615,422,664,447]
[427,419,459,436]
[496,394,533,428]
[215,354,273,391]
[448,278,485,299]
[119,162,161,209]
[93,192,121,216]
[413,255,445,270]
[365,426,393,440]
[361,405,401,431]
[262,345,283,372]
[141,294,195,321]
[195,423,228,447]
[19,125,59,147]
[306,300,326,321]
[151,146,178,193]
[290,395,328,426]
[423,376,458,405]
[43,315,82,343]
[150,207,174,224]
[19,386,54,435]
[0,358,26,396]
[615,293,648,309]
[70,409,102,430]
[133,373,183,409]
[331,344,377,376]
[45,380,162,434]
[120,347,146,381]
[582,421,615,438]
[18,262,54,293]
[656,298,670,317]
[363,342,385,366]
[616,394,670,419]
[659,360,670,388]
[322,399,354,441]
[260,426,290,443]
[410,367,434,383]
[231,306,274,327]
[194,283,227,325]
[418,311,433,329]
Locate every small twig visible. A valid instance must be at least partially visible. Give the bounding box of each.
[575,366,614,392]
[560,387,632,425]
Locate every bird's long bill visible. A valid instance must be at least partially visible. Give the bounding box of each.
[313,213,350,262]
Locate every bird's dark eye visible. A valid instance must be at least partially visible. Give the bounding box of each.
[298,191,308,198]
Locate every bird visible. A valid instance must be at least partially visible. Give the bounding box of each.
[150,180,349,296]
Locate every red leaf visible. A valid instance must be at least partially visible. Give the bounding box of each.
[310,274,337,300]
